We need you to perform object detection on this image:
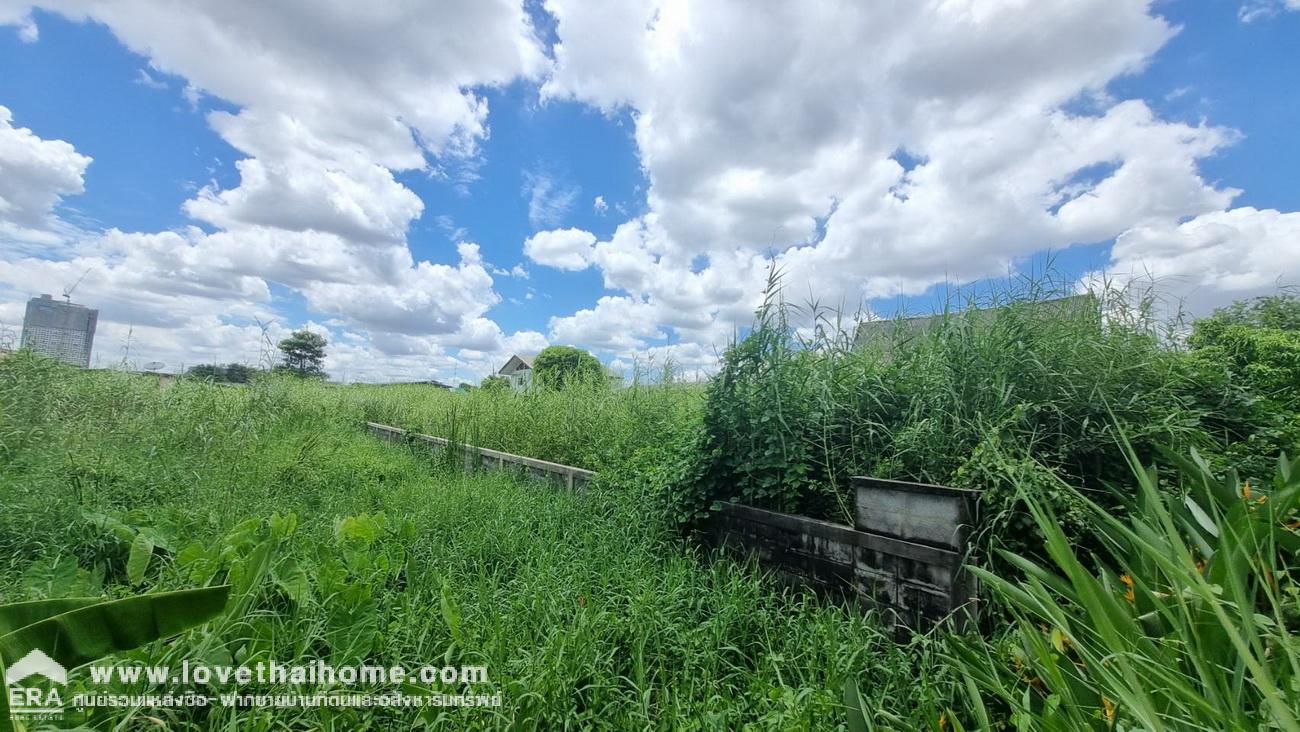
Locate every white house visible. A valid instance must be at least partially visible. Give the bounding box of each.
[497,354,534,391]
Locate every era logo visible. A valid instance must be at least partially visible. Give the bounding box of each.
[9,686,63,708]
[6,649,67,720]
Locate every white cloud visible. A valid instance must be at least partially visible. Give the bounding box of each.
[11,0,547,239]
[0,2,37,41]
[549,295,666,351]
[593,195,608,214]
[1089,207,1300,312]
[134,68,167,90]
[0,106,91,245]
[299,242,497,338]
[524,227,598,270]
[523,169,578,228]
[534,0,1289,360]
[1239,0,1300,22]
[0,2,551,382]
[183,149,424,244]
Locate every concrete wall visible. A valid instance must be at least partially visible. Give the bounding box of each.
[708,498,976,628]
[367,422,594,490]
[367,420,977,628]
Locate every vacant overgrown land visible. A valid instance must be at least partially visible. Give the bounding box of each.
[2,286,1298,729]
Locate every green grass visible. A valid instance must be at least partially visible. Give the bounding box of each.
[3,286,1295,729]
[0,354,930,730]
[342,375,703,475]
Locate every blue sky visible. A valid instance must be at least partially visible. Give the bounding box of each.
[0,1,1296,381]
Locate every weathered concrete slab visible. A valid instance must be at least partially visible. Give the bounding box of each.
[852,476,978,551]
[708,500,976,628]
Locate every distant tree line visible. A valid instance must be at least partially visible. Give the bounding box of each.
[186,329,329,383]
[185,362,259,383]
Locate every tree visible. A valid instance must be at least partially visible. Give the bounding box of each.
[1190,295,1300,409]
[276,329,328,379]
[186,363,223,381]
[532,345,603,389]
[185,362,260,383]
[1191,293,1300,334]
[223,362,257,384]
[480,374,510,392]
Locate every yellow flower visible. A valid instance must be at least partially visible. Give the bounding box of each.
[1242,480,1252,500]
[1119,574,1135,604]
[1102,696,1116,725]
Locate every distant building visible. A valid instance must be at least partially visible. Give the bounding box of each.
[21,294,98,367]
[371,379,453,389]
[497,354,534,391]
[854,294,1096,353]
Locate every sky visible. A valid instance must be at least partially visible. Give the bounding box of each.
[0,0,1297,383]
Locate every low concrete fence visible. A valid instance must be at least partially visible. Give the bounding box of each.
[366,422,595,490]
[709,477,978,628]
[367,421,976,627]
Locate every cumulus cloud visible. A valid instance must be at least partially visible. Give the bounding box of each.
[10,0,547,238]
[1089,207,1300,311]
[549,295,666,351]
[524,227,598,270]
[0,1,551,381]
[182,130,426,244]
[0,106,91,245]
[534,0,1290,361]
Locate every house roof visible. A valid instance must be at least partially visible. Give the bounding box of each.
[498,353,534,375]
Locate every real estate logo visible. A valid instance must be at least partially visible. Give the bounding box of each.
[6,649,67,721]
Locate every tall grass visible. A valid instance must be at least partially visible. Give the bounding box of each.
[344,377,703,475]
[0,353,924,729]
[680,274,1294,565]
[937,444,1300,730]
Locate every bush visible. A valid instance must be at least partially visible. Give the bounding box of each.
[680,277,1299,565]
[532,345,603,389]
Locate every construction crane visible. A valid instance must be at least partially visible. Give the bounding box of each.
[62,268,91,303]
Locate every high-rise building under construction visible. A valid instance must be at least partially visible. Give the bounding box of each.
[20,294,98,367]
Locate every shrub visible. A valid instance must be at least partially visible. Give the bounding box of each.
[680,277,1298,565]
[532,345,604,389]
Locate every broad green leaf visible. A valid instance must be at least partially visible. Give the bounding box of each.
[0,598,102,636]
[126,532,155,585]
[0,585,231,670]
[843,679,869,732]
[1183,495,1219,538]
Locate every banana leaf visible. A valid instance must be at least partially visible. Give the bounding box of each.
[0,598,103,636]
[0,585,231,670]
